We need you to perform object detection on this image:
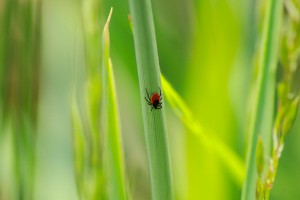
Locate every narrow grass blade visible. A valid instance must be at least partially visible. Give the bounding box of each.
[71,92,86,199]
[161,75,245,185]
[102,8,126,200]
[128,0,173,199]
[241,0,284,199]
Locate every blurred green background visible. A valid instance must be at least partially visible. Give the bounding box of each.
[0,0,300,199]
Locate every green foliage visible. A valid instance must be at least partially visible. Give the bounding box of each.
[2,0,300,200]
[102,8,127,200]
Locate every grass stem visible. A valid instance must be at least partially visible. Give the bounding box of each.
[241,0,283,199]
[128,0,173,199]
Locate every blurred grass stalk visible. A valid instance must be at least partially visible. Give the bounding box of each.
[81,0,104,198]
[81,0,103,177]
[128,0,173,199]
[71,0,104,199]
[102,8,127,199]
[242,0,283,199]
[0,0,41,199]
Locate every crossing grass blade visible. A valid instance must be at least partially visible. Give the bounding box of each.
[161,75,245,185]
[102,8,127,200]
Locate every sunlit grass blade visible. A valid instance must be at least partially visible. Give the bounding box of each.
[128,0,173,199]
[102,8,126,200]
[241,0,284,199]
[161,75,245,185]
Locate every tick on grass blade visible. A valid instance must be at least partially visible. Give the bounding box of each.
[145,88,163,111]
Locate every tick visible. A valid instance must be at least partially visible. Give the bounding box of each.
[145,88,163,111]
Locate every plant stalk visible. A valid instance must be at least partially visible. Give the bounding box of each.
[128,0,173,199]
[241,0,284,199]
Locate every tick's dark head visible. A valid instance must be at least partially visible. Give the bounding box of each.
[153,100,160,108]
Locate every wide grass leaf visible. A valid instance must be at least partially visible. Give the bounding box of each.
[128,0,173,199]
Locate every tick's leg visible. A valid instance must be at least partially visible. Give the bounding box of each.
[146,89,151,100]
[151,106,153,111]
[145,97,151,104]
[159,87,163,101]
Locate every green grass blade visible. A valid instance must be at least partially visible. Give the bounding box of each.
[161,75,245,185]
[102,8,126,200]
[241,0,284,199]
[70,92,86,199]
[128,0,173,199]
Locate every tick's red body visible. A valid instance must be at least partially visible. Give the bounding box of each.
[150,93,160,104]
[145,88,163,111]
